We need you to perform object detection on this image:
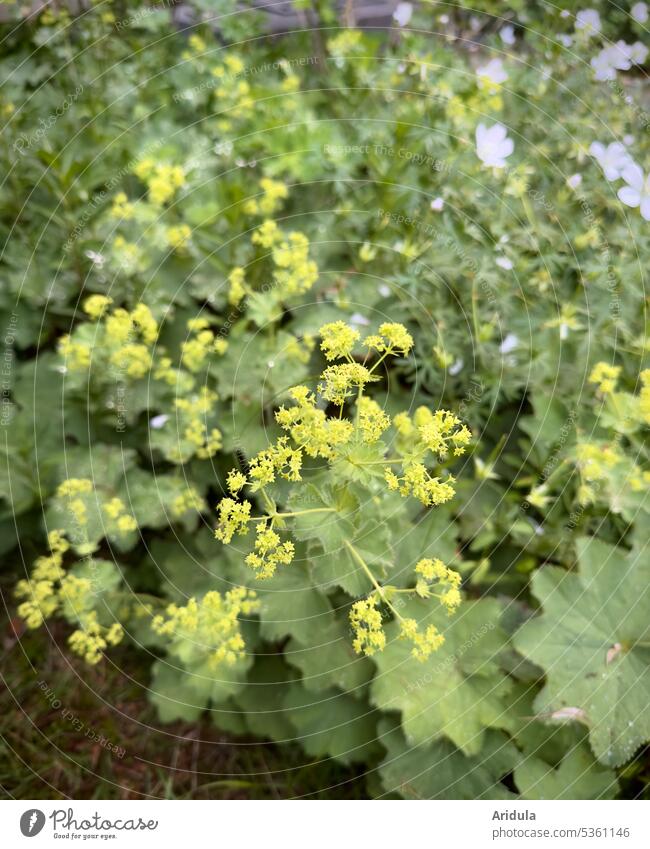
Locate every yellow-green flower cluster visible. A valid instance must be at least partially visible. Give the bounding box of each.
[350,596,386,656]
[414,558,462,614]
[364,323,414,357]
[247,436,303,490]
[173,386,223,461]
[110,191,135,221]
[215,498,252,543]
[245,523,295,579]
[228,267,247,306]
[318,363,377,406]
[394,406,471,459]
[15,529,69,628]
[320,320,360,361]
[165,223,192,251]
[415,408,472,459]
[171,486,206,518]
[244,178,288,216]
[83,294,113,320]
[575,442,620,481]
[399,617,445,662]
[56,477,93,526]
[181,318,228,372]
[357,396,390,443]
[60,302,160,382]
[385,463,457,507]
[133,159,185,206]
[214,320,470,652]
[16,530,125,664]
[68,613,124,665]
[103,496,138,534]
[275,385,353,458]
[589,361,621,394]
[152,587,258,669]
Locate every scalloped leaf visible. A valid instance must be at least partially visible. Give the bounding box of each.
[371,598,513,754]
[514,537,650,767]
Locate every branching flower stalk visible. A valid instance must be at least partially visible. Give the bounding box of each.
[215,320,471,660]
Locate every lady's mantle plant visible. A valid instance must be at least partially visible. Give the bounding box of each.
[214,320,471,662]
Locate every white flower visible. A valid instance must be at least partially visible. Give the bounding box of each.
[85,250,106,267]
[591,49,618,80]
[449,358,464,376]
[630,41,649,64]
[499,333,519,354]
[617,162,650,220]
[349,312,370,327]
[500,25,516,46]
[476,58,508,85]
[567,173,582,189]
[559,34,574,47]
[393,2,413,27]
[575,9,601,36]
[632,3,648,23]
[430,196,444,211]
[378,284,391,297]
[496,256,513,270]
[150,414,169,429]
[475,122,514,168]
[589,141,632,181]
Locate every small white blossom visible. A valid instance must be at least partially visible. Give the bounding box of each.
[632,3,648,23]
[617,162,650,220]
[500,333,519,354]
[475,122,514,169]
[393,2,413,27]
[589,141,632,181]
[150,414,169,429]
[567,173,582,189]
[575,9,601,36]
[559,34,574,47]
[630,41,649,64]
[85,250,106,267]
[430,197,444,211]
[476,58,508,85]
[496,256,513,270]
[624,134,635,146]
[449,358,464,376]
[500,25,516,46]
[349,312,370,327]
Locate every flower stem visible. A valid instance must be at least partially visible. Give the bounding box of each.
[251,507,336,522]
[344,540,404,623]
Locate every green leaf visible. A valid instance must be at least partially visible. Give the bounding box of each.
[149,660,211,723]
[284,684,380,764]
[371,598,513,754]
[235,656,296,741]
[515,743,618,800]
[378,719,517,800]
[286,611,374,693]
[514,537,650,767]
[256,565,332,645]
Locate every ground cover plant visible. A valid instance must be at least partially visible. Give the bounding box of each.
[1,0,650,800]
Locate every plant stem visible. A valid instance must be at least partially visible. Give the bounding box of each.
[343,540,404,623]
[251,508,336,522]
